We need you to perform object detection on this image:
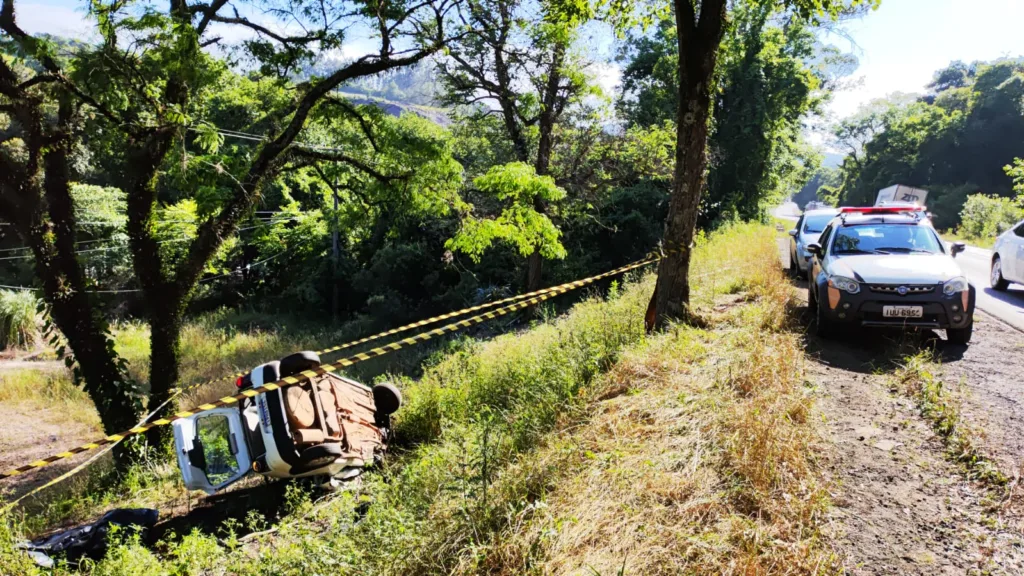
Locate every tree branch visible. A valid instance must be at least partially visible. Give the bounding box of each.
[291,147,412,183]
[322,95,379,152]
[201,10,324,45]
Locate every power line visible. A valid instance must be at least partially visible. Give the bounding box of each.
[0,217,303,261]
[0,244,297,294]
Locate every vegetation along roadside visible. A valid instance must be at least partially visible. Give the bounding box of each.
[0,224,836,575]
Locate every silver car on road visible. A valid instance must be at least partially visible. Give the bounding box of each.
[991,218,1024,290]
[788,208,839,276]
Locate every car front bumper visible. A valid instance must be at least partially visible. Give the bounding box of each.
[819,284,975,330]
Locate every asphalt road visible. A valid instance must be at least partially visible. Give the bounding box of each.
[952,245,1024,332]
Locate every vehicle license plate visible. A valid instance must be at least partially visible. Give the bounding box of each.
[882,306,923,318]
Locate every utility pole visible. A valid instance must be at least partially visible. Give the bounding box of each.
[331,177,339,322]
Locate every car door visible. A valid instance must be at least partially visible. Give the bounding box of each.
[1012,222,1024,283]
[173,408,252,494]
[809,223,835,292]
[790,215,804,258]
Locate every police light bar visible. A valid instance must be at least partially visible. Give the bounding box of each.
[838,206,916,214]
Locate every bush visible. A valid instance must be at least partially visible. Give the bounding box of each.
[957,193,1023,240]
[0,289,40,350]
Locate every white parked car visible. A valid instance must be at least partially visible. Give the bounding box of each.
[991,219,1024,290]
[172,351,401,494]
[788,208,840,276]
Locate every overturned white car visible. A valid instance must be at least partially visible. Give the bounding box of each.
[172,351,401,494]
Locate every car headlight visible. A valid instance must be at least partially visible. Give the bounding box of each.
[943,276,968,295]
[828,275,860,294]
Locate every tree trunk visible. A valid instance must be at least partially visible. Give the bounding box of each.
[651,0,727,330]
[145,307,182,446]
[525,41,565,293]
[9,98,141,462]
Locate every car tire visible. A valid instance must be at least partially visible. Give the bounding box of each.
[808,281,817,309]
[947,322,973,345]
[280,351,321,377]
[372,383,402,415]
[991,256,1010,291]
[789,252,799,278]
[291,442,344,475]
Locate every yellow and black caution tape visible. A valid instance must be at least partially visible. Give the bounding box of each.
[168,251,674,397]
[0,256,658,482]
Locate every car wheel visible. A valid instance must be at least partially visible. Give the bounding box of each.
[947,322,973,345]
[807,281,817,309]
[814,298,833,339]
[293,442,343,473]
[372,383,402,415]
[789,251,799,278]
[280,351,322,377]
[991,256,1010,291]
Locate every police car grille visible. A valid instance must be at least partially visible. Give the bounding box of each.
[868,284,935,294]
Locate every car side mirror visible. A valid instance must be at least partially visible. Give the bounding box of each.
[806,243,822,257]
[950,241,966,257]
[787,229,798,237]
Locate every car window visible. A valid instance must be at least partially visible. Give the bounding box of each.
[1015,222,1024,238]
[818,224,834,252]
[196,415,239,485]
[832,225,943,255]
[802,214,836,235]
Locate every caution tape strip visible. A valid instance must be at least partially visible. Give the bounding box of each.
[168,251,674,397]
[0,256,658,482]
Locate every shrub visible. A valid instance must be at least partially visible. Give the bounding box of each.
[0,289,40,350]
[957,193,1023,240]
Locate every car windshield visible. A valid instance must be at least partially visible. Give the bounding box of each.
[802,214,836,234]
[831,225,943,255]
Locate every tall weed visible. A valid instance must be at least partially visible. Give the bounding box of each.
[0,290,40,350]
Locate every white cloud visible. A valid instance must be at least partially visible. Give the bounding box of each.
[588,61,621,99]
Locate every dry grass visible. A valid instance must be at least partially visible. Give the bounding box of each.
[892,353,1006,486]
[0,369,100,429]
[1,223,838,576]
[480,226,839,575]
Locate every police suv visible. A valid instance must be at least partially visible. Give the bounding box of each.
[806,207,975,344]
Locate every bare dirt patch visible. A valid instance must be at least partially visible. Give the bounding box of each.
[931,314,1024,478]
[808,353,1024,574]
[0,403,101,503]
[778,236,1024,573]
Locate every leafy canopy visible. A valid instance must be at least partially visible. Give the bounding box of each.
[446,162,568,262]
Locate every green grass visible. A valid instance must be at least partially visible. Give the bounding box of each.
[1,224,798,575]
[0,369,100,429]
[892,352,1006,485]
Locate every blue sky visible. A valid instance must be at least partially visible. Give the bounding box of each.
[15,0,1024,120]
[825,0,1024,118]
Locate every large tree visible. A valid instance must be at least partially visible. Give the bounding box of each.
[0,0,459,453]
[648,0,873,329]
[437,0,592,290]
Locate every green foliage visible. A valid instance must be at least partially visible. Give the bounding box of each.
[957,194,1024,241]
[837,59,1024,229]
[817,184,840,206]
[0,289,40,349]
[617,2,852,227]
[446,162,568,262]
[1006,157,1024,198]
[704,6,824,225]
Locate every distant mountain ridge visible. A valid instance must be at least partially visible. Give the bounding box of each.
[334,91,452,127]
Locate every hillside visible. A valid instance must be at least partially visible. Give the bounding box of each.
[2,224,814,574]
